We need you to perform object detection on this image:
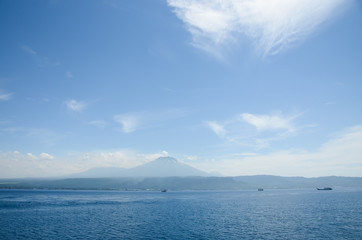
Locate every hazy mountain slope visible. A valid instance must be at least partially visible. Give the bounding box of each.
[69,157,212,178]
[68,167,128,178]
[128,157,211,177]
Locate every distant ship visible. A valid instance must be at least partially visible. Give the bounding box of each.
[161,189,167,192]
[258,188,264,191]
[317,187,332,190]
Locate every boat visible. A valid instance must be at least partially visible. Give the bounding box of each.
[317,187,332,190]
[161,189,167,192]
[258,188,264,191]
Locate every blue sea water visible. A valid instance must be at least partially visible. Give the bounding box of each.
[0,189,361,239]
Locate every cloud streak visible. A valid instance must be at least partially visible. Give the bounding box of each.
[65,99,87,112]
[0,91,13,101]
[21,45,37,55]
[21,45,60,67]
[114,109,188,133]
[168,0,350,57]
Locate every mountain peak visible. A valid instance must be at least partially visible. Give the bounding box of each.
[154,156,178,163]
[71,156,214,178]
[130,156,210,177]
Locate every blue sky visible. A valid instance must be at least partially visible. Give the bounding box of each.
[1,0,361,177]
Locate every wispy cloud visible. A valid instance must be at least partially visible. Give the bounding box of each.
[21,45,37,55]
[114,109,188,133]
[21,45,60,67]
[0,91,13,101]
[205,111,302,148]
[205,121,227,138]
[114,113,140,133]
[240,113,297,132]
[167,0,350,57]
[195,125,362,177]
[66,71,73,78]
[65,99,87,112]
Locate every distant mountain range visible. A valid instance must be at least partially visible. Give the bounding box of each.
[68,157,217,178]
[1,175,362,191]
[1,157,362,190]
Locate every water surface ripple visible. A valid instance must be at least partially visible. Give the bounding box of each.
[1,189,361,239]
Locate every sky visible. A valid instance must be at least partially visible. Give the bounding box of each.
[0,0,361,178]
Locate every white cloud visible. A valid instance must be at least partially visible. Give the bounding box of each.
[234,152,258,157]
[40,152,54,160]
[0,91,13,101]
[114,114,140,133]
[0,150,170,178]
[26,152,37,159]
[168,0,350,57]
[78,150,138,168]
[0,151,62,178]
[65,99,86,112]
[205,121,227,138]
[205,111,301,148]
[136,150,169,165]
[1,123,361,178]
[185,155,198,161]
[194,125,362,177]
[66,71,73,78]
[240,113,296,132]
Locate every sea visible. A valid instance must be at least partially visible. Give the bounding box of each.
[0,188,361,240]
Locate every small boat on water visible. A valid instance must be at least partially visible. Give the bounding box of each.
[258,188,264,191]
[161,189,167,192]
[317,187,332,190]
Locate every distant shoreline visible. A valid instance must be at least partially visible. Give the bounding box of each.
[1,175,362,191]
